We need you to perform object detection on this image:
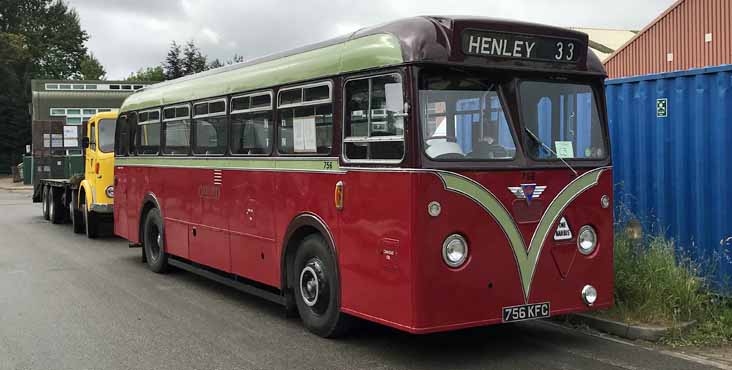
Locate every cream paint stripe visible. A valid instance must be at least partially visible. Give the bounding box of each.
[115,157,341,172]
[437,167,608,302]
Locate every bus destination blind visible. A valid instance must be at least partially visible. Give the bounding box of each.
[462,30,581,63]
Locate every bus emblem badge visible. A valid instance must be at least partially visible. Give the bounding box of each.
[508,184,547,204]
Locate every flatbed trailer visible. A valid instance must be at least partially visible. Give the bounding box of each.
[37,177,81,224]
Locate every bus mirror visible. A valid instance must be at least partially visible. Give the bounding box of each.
[81,136,90,149]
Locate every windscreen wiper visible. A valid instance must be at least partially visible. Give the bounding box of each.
[524,127,578,177]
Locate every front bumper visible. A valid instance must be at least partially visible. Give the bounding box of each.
[90,204,113,213]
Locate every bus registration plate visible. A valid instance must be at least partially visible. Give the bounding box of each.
[502,302,550,323]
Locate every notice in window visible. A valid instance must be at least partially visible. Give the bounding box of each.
[63,125,78,139]
[51,134,63,148]
[293,116,317,153]
[384,83,403,113]
[555,141,574,158]
[43,134,51,148]
[64,138,78,147]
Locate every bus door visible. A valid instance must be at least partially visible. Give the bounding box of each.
[85,119,98,195]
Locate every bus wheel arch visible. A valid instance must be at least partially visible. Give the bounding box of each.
[281,213,351,337]
[138,193,163,246]
[281,214,339,302]
[138,193,167,272]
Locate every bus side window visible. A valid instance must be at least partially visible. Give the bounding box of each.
[89,123,96,151]
[343,73,405,162]
[230,92,273,155]
[277,82,333,155]
[193,99,227,155]
[162,105,191,156]
[115,115,129,156]
[128,112,138,156]
[137,109,161,155]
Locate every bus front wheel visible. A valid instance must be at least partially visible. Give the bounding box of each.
[293,234,352,338]
[143,208,168,273]
[42,186,50,220]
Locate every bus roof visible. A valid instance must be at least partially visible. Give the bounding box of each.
[121,16,604,112]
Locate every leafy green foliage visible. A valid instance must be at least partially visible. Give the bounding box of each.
[78,52,106,80]
[605,233,732,346]
[181,40,207,75]
[160,40,244,79]
[125,66,165,82]
[163,41,183,80]
[612,235,706,324]
[0,0,88,173]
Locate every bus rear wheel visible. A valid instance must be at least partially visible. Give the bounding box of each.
[293,234,351,338]
[143,208,168,273]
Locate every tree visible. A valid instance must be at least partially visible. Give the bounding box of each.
[125,66,165,82]
[163,41,183,80]
[1,0,89,79]
[207,58,223,70]
[181,40,207,76]
[227,54,244,65]
[78,52,106,80]
[0,0,89,173]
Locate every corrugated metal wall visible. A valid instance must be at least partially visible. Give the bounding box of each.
[605,0,732,78]
[607,65,732,291]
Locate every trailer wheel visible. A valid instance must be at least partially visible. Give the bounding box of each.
[84,204,98,239]
[42,186,50,221]
[293,234,352,338]
[71,192,84,234]
[143,208,168,273]
[49,187,64,224]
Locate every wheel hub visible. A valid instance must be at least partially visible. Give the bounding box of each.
[148,225,161,261]
[299,259,326,309]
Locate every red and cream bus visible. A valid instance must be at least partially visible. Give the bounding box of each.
[114,16,613,337]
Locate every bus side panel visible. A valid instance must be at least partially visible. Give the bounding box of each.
[337,171,414,329]
[161,167,194,259]
[228,170,278,287]
[187,167,231,272]
[125,165,164,244]
[274,172,343,290]
[113,165,129,239]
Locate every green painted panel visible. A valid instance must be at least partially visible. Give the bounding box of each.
[121,34,404,112]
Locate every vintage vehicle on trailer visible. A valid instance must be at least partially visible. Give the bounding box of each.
[113,16,613,337]
[39,111,117,238]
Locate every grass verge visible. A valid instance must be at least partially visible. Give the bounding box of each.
[599,233,732,346]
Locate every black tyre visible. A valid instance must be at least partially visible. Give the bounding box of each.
[84,204,98,239]
[143,208,168,273]
[49,187,64,224]
[71,192,84,234]
[42,186,50,221]
[293,234,352,337]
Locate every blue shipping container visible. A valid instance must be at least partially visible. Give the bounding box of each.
[606,65,732,291]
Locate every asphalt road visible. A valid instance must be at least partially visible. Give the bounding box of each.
[0,188,720,370]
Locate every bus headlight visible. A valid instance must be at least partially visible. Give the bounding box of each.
[581,285,597,306]
[105,186,114,198]
[442,234,468,268]
[577,225,597,255]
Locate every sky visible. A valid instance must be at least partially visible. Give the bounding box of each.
[64,0,677,80]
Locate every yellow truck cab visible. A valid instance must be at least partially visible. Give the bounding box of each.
[71,111,117,238]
